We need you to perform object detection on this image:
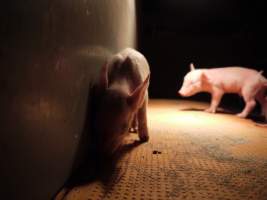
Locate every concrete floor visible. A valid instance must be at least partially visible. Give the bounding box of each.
[56,99,267,200]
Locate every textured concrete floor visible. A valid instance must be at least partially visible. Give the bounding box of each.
[56,99,267,200]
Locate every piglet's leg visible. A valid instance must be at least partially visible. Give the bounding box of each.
[137,100,149,142]
[237,87,257,118]
[129,114,138,133]
[237,99,256,118]
[255,87,266,116]
[205,89,223,113]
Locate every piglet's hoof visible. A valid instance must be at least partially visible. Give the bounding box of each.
[129,127,138,133]
[204,108,215,113]
[236,113,247,118]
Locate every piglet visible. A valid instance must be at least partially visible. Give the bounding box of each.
[93,48,150,155]
[178,63,267,118]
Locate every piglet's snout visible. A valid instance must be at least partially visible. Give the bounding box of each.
[178,89,184,96]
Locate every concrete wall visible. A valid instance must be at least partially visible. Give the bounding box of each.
[0,0,136,199]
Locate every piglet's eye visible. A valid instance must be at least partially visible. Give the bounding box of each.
[187,81,194,85]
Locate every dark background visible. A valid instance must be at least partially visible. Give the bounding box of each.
[137,0,267,110]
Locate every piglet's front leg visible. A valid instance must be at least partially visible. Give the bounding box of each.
[205,89,224,114]
[129,114,138,133]
[137,101,149,142]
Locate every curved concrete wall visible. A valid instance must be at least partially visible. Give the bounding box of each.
[0,0,136,199]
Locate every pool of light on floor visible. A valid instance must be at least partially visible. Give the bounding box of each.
[149,104,224,126]
[147,99,267,137]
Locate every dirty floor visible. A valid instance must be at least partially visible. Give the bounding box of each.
[56,99,267,200]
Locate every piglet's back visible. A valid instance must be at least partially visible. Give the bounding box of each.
[206,67,260,83]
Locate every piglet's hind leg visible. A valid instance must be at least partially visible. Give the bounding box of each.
[237,99,256,118]
[237,86,258,118]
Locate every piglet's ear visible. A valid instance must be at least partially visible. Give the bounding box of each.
[127,74,150,110]
[98,61,108,90]
[123,56,134,67]
[190,63,195,71]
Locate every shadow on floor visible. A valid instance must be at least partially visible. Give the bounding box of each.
[54,139,142,200]
[180,107,234,114]
[179,107,266,124]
